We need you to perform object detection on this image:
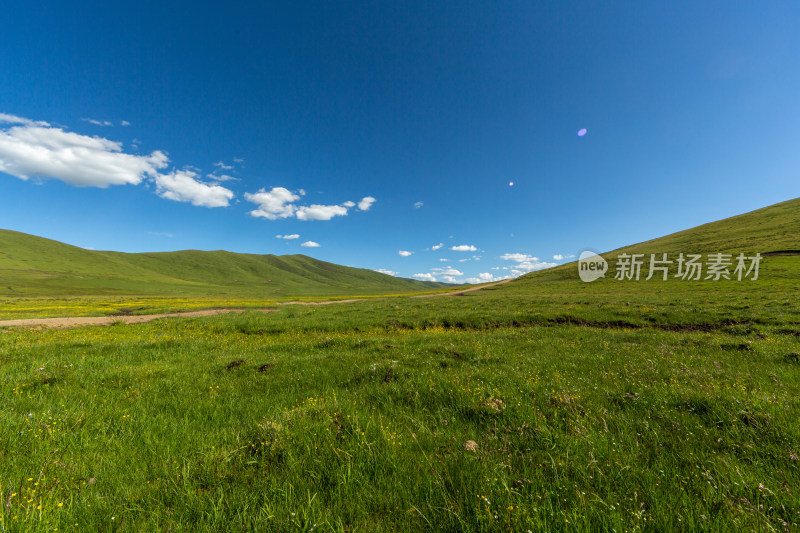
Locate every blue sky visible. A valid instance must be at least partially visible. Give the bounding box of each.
[1,1,798,283]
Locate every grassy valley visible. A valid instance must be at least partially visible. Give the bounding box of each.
[1,198,799,531]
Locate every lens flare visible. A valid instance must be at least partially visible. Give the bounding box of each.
[577,128,587,137]
[508,181,514,187]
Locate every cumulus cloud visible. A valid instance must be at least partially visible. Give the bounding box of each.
[465,272,497,284]
[0,119,169,187]
[413,273,437,282]
[301,241,320,248]
[510,260,558,276]
[0,114,235,207]
[154,170,235,207]
[431,243,443,251]
[358,196,376,211]
[245,186,372,221]
[451,244,477,252]
[244,187,301,219]
[296,204,349,221]
[398,250,413,257]
[498,250,557,276]
[375,268,398,276]
[275,234,300,240]
[553,253,575,261]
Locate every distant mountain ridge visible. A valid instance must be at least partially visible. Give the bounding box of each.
[0,229,449,297]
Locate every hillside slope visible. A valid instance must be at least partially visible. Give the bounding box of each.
[0,230,448,297]
[507,197,800,287]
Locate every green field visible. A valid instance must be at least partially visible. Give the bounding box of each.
[1,199,799,531]
[0,229,449,298]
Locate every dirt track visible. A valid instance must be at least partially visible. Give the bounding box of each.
[0,281,511,330]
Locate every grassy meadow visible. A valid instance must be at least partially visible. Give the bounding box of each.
[2,199,800,531]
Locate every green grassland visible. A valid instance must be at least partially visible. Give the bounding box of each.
[1,199,799,531]
[0,229,449,299]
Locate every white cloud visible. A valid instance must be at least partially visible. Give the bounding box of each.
[245,187,371,221]
[0,114,49,126]
[82,118,113,127]
[301,241,320,248]
[0,114,236,208]
[0,118,169,187]
[441,276,458,283]
[553,253,574,260]
[244,187,301,219]
[154,170,234,207]
[501,253,539,262]
[275,234,300,240]
[207,173,239,182]
[233,157,244,163]
[213,161,233,170]
[431,243,443,251]
[451,244,477,252]
[296,204,349,221]
[398,250,413,257]
[432,267,463,276]
[375,268,398,276]
[511,260,558,276]
[414,201,423,209]
[121,120,131,126]
[358,196,376,211]
[465,272,497,284]
[439,258,449,262]
[413,273,437,282]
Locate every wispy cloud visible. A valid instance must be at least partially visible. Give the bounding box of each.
[398,250,413,257]
[432,266,463,276]
[275,234,300,240]
[81,117,114,127]
[207,173,239,182]
[414,201,423,209]
[431,243,443,251]
[553,254,574,261]
[213,161,233,170]
[501,253,538,262]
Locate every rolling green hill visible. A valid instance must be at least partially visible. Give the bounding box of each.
[0,229,449,297]
[509,196,800,286]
